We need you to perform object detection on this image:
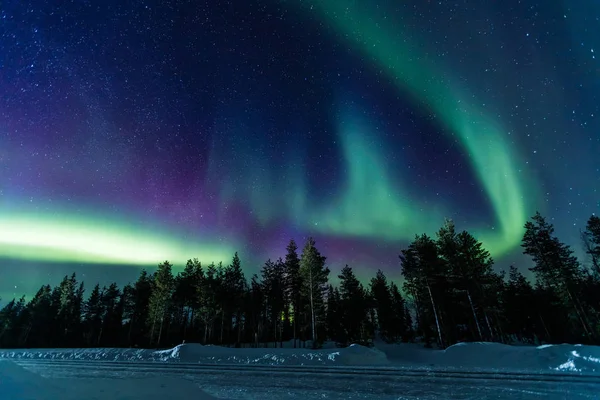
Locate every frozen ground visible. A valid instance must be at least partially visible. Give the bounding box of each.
[1,341,599,399]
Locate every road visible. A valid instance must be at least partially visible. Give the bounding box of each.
[14,359,600,399]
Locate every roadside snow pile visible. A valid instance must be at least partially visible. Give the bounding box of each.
[442,342,600,373]
[0,347,167,362]
[0,360,223,400]
[376,341,600,374]
[373,341,440,365]
[544,345,600,373]
[0,343,390,366]
[163,342,390,366]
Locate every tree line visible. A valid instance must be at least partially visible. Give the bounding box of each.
[0,212,599,349]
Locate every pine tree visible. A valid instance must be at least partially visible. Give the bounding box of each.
[283,239,302,347]
[502,266,537,343]
[148,261,174,347]
[400,234,446,347]
[124,270,153,347]
[198,262,220,343]
[223,253,247,347]
[173,259,204,341]
[338,265,369,345]
[83,284,104,346]
[456,230,499,341]
[99,283,122,346]
[389,282,407,341]
[522,212,593,341]
[261,258,286,346]
[369,270,396,342]
[54,273,84,346]
[299,237,329,347]
[20,285,52,347]
[247,274,264,347]
[325,285,343,343]
[0,297,25,347]
[583,215,600,275]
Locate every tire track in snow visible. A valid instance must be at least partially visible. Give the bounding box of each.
[13,358,600,385]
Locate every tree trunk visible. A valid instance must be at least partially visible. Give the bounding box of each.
[237,312,242,347]
[483,310,494,341]
[566,287,592,339]
[150,314,157,346]
[220,312,224,344]
[426,282,444,348]
[97,325,103,346]
[411,290,422,336]
[539,313,551,341]
[181,305,188,340]
[157,312,165,348]
[293,303,297,348]
[309,267,316,345]
[127,317,134,346]
[466,290,483,341]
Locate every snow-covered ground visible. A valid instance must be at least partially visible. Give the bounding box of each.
[1,341,600,399]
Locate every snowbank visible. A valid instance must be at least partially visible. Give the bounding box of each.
[0,347,164,362]
[0,343,390,366]
[376,341,600,374]
[0,360,223,400]
[162,342,389,366]
[3,341,599,373]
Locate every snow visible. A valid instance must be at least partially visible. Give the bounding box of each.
[0,359,221,400]
[376,341,600,373]
[0,342,390,366]
[2,341,600,372]
[1,341,600,399]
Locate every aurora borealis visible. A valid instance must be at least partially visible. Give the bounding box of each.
[1,0,598,299]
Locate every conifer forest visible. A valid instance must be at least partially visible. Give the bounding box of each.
[1,212,600,350]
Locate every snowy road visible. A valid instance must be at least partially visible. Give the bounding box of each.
[14,359,600,399]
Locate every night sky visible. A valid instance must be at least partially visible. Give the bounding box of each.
[1,0,599,300]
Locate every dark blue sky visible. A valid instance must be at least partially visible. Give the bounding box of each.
[0,0,598,299]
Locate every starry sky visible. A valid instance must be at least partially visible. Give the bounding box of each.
[1,0,599,300]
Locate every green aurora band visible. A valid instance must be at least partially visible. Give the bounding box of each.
[284,0,538,257]
[0,2,539,267]
[0,209,236,266]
